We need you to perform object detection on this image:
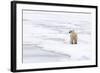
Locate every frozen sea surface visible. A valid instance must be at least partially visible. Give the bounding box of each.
[23,10,92,63]
[23,44,70,63]
[23,34,92,63]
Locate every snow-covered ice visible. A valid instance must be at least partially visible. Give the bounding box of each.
[22,10,92,63]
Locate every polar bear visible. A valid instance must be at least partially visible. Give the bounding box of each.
[69,30,78,44]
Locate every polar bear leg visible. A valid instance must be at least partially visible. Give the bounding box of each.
[74,39,77,44]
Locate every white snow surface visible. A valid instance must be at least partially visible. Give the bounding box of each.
[23,10,92,63]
